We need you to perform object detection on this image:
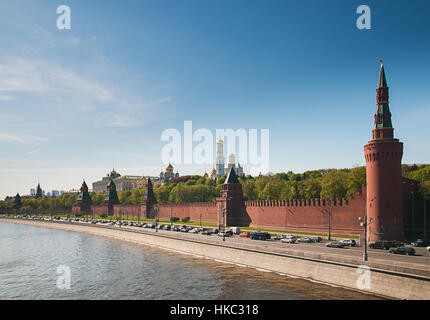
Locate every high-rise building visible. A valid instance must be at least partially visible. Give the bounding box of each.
[364,61,404,241]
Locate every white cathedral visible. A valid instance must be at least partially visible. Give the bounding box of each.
[212,138,244,179]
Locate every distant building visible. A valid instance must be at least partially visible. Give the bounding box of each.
[35,183,43,198]
[92,168,147,193]
[160,163,179,184]
[214,139,244,179]
[52,190,60,197]
[30,189,36,196]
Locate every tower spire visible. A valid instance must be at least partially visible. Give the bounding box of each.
[373,60,393,138]
[378,59,387,88]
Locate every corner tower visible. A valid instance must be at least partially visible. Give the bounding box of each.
[364,61,404,241]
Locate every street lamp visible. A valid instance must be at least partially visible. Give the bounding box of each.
[155,207,159,232]
[200,213,202,229]
[222,208,226,242]
[359,196,376,262]
[317,205,331,241]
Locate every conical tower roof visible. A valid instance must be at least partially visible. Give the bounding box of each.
[374,60,392,129]
[378,60,388,88]
[224,167,240,184]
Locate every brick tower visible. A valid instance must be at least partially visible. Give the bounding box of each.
[216,167,250,229]
[364,61,404,241]
[77,180,93,215]
[104,179,120,216]
[142,177,156,218]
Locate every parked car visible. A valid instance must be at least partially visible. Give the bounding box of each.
[341,239,357,246]
[281,237,296,244]
[210,228,219,234]
[201,230,211,235]
[191,228,199,234]
[389,246,415,255]
[427,246,430,252]
[369,240,398,250]
[411,239,430,247]
[229,227,241,235]
[274,234,285,241]
[326,241,346,248]
[240,232,252,238]
[297,237,313,243]
[310,236,322,242]
[218,232,231,237]
[164,225,171,231]
[251,232,271,240]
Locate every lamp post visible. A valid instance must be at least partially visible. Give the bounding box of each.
[327,207,331,241]
[359,196,376,262]
[200,213,202,229]
[317,205,331,240]
[222,208,226,242]
[424,198,427,239]
[155,207,159,232]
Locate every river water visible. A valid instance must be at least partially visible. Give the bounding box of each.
[0,222,381,300]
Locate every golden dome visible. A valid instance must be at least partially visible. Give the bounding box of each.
[166,163,174,171]
[210,168,216,176]
[203,172,209,179]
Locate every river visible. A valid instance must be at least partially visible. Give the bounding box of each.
[0,222,382,300]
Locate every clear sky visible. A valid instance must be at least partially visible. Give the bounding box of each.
[0,0,429,198]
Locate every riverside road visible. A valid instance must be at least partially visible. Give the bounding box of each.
[3,217,430,276]
[81,220,430,274]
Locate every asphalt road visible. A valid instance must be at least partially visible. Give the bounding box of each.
[114,222,430,271]
[7,217,430,272]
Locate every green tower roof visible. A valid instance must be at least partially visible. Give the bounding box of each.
[374,60,393,129]
[224,167,240,184]
[378,60,388,88]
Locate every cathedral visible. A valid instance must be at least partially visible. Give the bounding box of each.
[214,138,244,179]
[160,163,180,183]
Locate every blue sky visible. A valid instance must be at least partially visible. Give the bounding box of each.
[0,0,429,198]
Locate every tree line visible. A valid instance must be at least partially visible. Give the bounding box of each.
[1,165,429,214]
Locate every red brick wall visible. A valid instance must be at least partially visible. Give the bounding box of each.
[91,205,108,216]
[113,205,141,218]
[245,191,366,235]
[155,202,218,224]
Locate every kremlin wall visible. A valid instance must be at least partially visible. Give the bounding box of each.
[71,62,420,240]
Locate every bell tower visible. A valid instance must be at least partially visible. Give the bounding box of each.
[364,61,404,241]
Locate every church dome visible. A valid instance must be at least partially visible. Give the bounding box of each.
[228,153,236,164]
[166,163,174,171]
[109,169,121,178]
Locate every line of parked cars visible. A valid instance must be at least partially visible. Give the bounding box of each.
[367,239,429,255]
